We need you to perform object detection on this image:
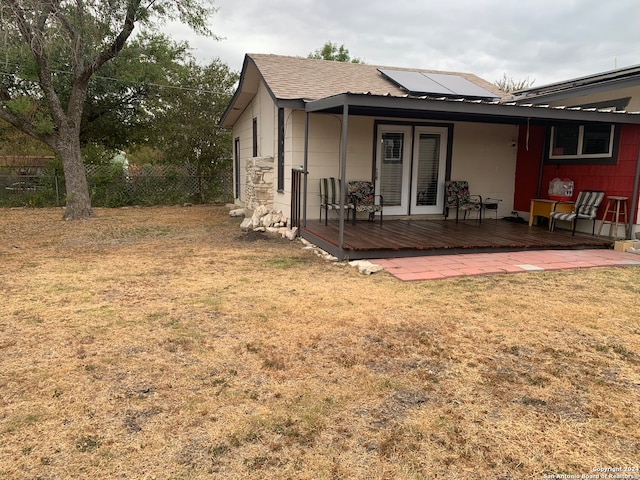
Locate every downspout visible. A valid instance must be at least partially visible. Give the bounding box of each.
[629,143,640,239]
[338,102,349,261]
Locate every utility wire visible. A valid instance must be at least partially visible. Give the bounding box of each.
[0,66,235,95]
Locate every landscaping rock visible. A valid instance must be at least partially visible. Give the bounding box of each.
[238,206,297,239]
[239,218,253,231]
[254,205,269,218]
[229,208,245,217]
[261,213,273,227]
[349,260,384,275]
[285,227,298,240]
[627,240,640,254]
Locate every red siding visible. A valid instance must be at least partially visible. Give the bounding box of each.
[513,125,545,211]
[514,124,640,219]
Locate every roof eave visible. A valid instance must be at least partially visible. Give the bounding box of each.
[219,55,255,129]
[305,93,640,124]
[220,55,309,128]
[513,76,640,105]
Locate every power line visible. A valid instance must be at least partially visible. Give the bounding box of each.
[0,65,235,96]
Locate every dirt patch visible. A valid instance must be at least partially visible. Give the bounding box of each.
[1,205,639,479]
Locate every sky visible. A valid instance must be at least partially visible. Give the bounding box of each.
[168,0,640,88]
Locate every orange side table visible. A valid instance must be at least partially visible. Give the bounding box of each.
[529,199,574,227]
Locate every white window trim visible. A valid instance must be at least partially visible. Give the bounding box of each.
[549,124,615,160]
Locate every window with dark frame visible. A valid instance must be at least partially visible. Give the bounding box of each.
[277,108,284,192]
[234,137,240,199]
[252,117,258,157]
[552,125,579,156]
[582,124,613,155]
[546,124,618,164]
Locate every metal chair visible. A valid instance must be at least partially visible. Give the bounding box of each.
[347,180,383,226]
[483,198,502,220]
[549,190,605,236]
[319,177,353,225]
[445,181,483,223]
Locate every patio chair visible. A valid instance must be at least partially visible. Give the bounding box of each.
[549,190,605,236]
[445,180,483,223]
[347,180,383,226]
[319,177,353,225]
[483,198,503,220]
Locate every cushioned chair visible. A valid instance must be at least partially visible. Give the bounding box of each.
[347,180,383,226]
[549,190,605,236]
[445,180,483,223]
[319,177,353,225]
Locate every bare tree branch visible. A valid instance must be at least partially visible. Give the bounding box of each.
[0,106,52,147]
[65,0,141,120]
[6,0,67,126]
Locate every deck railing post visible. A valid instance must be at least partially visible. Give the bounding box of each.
[290,168,303,230]
[303,112,310,228]
[338,102,349,261]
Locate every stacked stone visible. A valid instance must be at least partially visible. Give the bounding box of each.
[230,205,298,240]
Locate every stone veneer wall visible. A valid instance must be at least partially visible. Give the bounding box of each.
[245,156,274,210]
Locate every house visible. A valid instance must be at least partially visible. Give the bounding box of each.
[0,155,55,191]
[510,66,640,222]
[220,54,640,260]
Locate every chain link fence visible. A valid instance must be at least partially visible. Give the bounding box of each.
[0,164,233,208]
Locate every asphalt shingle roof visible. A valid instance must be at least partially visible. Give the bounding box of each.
[248,53,506,101]
[220,54,640,128]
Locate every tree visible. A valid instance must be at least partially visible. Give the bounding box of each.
[0,0,218,220]
[495,73,535,93]
[140,58,238,170]
[125,54,238,202]
[0,119,54,156]
[308,42,363,63]
[80,33,194,156]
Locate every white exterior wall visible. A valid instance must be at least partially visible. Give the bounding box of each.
[232,105,251,206]
[234,87,519,222]
[232,82,277,210]
[299,115,517,220]
[300,114,375,220]
[449,122,519,218]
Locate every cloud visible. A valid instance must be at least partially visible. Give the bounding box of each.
[169,0,640,87]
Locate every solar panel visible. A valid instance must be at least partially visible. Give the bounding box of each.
[378,68,498,99]
[379,69,453,95]
[426,73,498,99]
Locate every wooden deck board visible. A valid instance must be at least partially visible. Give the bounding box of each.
[302,218,613,259]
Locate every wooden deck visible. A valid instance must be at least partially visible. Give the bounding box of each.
[301,217,614,260]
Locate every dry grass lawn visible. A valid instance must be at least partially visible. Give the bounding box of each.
[1,205,639,479]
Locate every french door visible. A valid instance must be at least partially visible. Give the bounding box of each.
[376,125,448,215]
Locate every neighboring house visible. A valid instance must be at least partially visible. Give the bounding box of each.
[0,155,54,175]
[220,54,640,256]
[0,155,55,191]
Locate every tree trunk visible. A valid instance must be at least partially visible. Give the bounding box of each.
[54,130,93,220]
